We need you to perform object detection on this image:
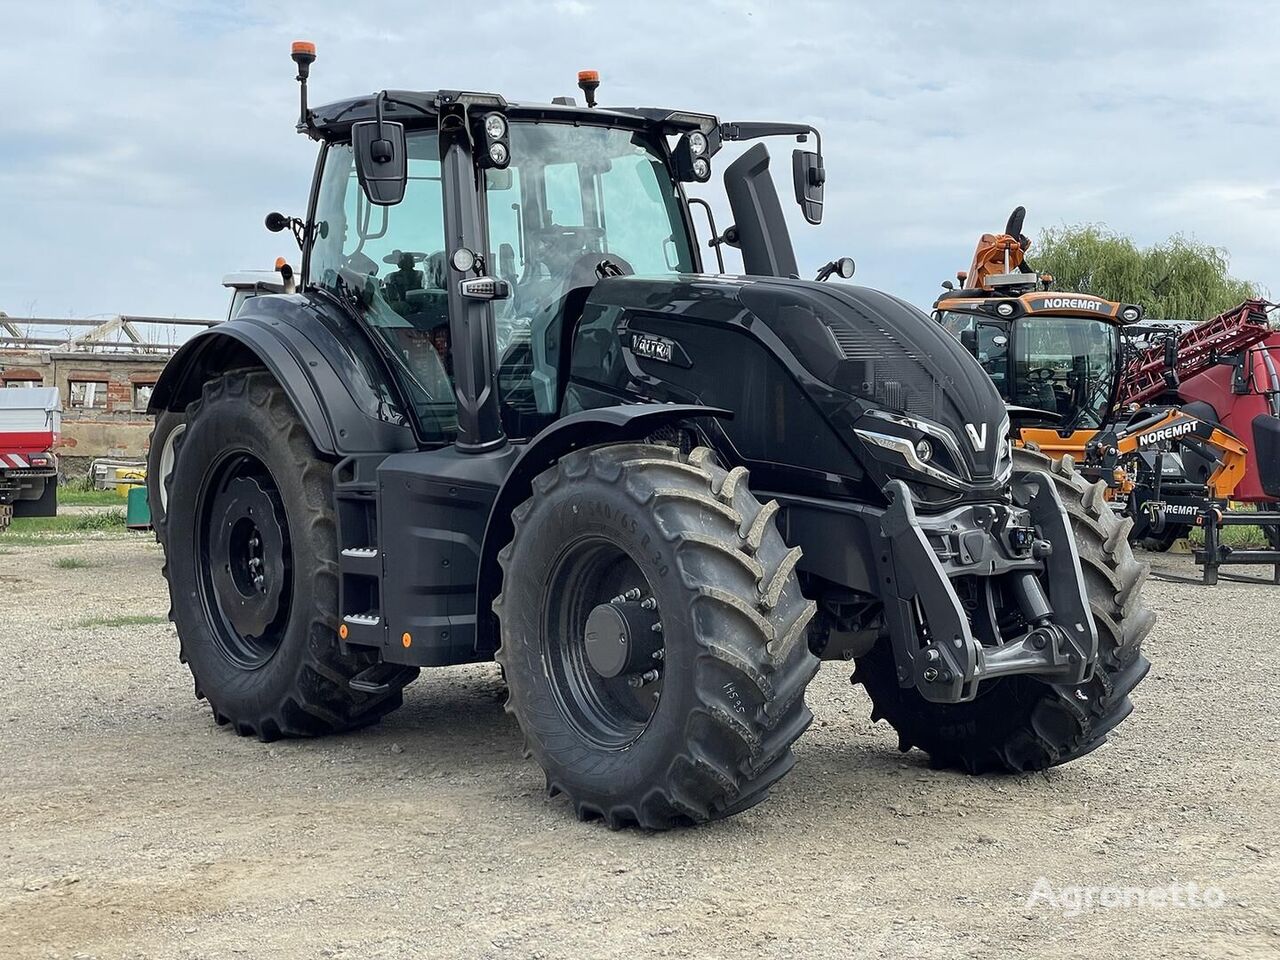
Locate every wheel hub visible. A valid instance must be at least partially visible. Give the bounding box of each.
[208,475,287,641]
[585,597,661,679]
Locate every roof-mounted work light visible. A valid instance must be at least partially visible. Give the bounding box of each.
[673,131,712,183]
[479,112,510,169]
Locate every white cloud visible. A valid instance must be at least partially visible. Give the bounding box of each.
[0,0,1276,318]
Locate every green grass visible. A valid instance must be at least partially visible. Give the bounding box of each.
[1,510,132,546]
[52,556,100,570]
[1189,525,1271,548]
[76,613,168,629]
[1186,503,1275,549]
[10,510,126,534]
[59,486,129,507]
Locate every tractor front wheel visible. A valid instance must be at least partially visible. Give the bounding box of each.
[495,444,819,828]
[855,448,1154,773]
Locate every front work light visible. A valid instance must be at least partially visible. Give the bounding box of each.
[674,132,712,182]
[479,111,510,169]
[484,114,507,141]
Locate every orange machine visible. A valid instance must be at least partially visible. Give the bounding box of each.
[933,207,1251,506]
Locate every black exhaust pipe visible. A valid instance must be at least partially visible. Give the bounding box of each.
[723,143,799,279]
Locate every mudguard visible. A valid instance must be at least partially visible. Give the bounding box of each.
[148,294,415,457]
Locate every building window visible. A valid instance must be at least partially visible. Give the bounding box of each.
[3,378,42,388]
[69,380,109,409]
[133,383,155,411]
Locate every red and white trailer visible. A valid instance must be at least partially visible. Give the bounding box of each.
[0,387,61,531]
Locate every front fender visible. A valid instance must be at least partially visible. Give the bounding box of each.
[474,403,731,655]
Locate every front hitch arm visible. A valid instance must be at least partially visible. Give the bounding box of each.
[875,478,1096,704]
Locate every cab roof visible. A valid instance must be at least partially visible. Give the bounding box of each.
[307,91,717,141]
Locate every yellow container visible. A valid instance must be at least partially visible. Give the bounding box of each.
[114,467,146,497]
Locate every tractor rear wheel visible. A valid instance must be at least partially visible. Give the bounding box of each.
[164,370,415,740]
[855,447,1154,773]
[495,443,819,828]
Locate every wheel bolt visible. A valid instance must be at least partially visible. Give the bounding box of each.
[640,597,657,610]
[923,667,939,682]
[623,588,642,601]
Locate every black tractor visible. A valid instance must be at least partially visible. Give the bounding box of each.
[148,46,1153,829]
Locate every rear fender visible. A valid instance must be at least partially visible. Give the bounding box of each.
[148,295,415,457]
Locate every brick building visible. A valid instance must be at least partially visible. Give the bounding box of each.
[1,314,217,476]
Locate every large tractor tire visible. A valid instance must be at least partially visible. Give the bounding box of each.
[0,502,11,533]
[147,408,187,542]
[163,370,416,740]
[495,443,820,829]
[855,447,1154,773]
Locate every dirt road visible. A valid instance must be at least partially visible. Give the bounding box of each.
[1,532,1277,959]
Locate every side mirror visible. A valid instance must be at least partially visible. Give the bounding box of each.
[960,329,978,355]
[792,149,824,225]
[352,119,407,206]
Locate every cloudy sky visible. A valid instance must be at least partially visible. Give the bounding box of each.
[1,0,1277,325]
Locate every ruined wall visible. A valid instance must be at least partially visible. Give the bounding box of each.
[1,349,168,471]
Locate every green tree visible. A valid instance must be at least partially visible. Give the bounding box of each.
[1030,224,1261,320]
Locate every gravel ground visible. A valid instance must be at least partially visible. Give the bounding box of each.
[1,533,1277,959]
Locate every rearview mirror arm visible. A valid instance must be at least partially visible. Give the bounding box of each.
[719,121,823,164]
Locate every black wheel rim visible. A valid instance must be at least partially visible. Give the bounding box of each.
[195,450,293,670]
[542,538,665,750]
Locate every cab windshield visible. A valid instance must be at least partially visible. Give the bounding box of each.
[939,310,1120,430]
[486,122,696,436]
[1013,316,1120,429]
[307,122,695,444]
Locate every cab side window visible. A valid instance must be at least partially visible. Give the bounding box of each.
[310,135,458,445]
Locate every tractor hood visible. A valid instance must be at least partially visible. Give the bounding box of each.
[738,279,1012,491]
[570,274,1012,503]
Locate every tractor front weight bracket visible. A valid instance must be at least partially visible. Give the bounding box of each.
[876,478,1096,705]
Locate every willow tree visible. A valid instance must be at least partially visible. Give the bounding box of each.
[1030,225,1260,320]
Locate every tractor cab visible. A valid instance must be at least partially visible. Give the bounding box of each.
[933,207,1143,443]
[266,46,831,456]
